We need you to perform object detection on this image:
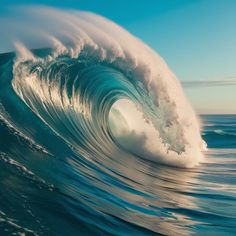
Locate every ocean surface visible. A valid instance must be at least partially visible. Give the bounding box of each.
[1,106,236,236]
[0,8,235,235]
[0,52,236,235]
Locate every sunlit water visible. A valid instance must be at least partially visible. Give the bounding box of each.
[0,108,236,235]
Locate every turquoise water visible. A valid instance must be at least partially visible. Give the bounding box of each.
[0,50,235,235]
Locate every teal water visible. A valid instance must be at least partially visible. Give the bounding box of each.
[0,51,235,235]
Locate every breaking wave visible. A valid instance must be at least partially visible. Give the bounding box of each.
[0,6,204,168]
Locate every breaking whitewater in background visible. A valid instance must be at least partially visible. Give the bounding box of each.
[0,6,235,236]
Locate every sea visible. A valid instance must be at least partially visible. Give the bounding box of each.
[1,109,236,236]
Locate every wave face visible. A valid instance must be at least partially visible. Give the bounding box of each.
[0,6,212,236]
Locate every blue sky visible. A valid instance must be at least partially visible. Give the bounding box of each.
[1,0,236,114]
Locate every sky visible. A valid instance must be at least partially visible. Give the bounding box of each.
[0,0,235,114]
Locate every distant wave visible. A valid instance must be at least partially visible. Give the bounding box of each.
[202,128,236,148]
[203,129,236,139]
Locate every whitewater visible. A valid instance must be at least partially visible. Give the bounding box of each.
[0,6,235,236]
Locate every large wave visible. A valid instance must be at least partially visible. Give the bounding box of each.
[1,6,204,168]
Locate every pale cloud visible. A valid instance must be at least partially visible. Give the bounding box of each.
[181,77,236,88]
